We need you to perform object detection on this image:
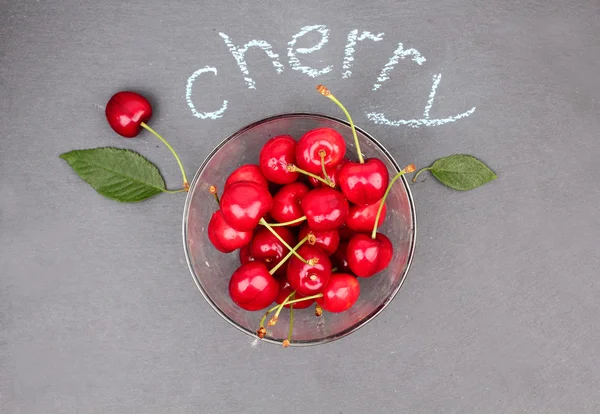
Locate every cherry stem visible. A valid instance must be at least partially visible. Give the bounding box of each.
[259,218,308,264]
[371,164,416,239]
[269,235,310,275]
[287,165,335,188]
[259,303,282,329]
[268,291,295,326]
[412,167,433,183]
[209,185,220,205]
[140,122,189,191]
[287,301,294,345]
[319,150,333,186]
[317,85,363,164]
[284,293,323,305]
[261,216,307,227]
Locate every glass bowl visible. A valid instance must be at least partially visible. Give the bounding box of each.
[182,113,416,346]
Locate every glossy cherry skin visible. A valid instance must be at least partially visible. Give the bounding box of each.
[308,159,347,188]
[229,262,279,311]
[345,199,387,233]
[250,226,295,278]
[298,224,340,256]
[286,245,332,296]
[208,210,253,253]
[270,182,310,225]
[331,241,351,273]
[259,135,299,184]
[276,282,314,309]
[220,181,273,232]
[316,273,360,313]
[239,245,255,264]
[224,164,269,191]
[347,233,393,278]
[301,188,349,231]
[295,128,346,174]
[105,91,152,138]
[339,158,389,206]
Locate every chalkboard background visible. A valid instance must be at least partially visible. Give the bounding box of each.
[2,0,600,412]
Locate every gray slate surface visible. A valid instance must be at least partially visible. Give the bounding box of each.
[1,0,600,412]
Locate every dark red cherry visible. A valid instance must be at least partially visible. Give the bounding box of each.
[338,224,356,241]
[220,181,273,231]
[250,226,295,278]
[298,224,340,256]
[229,262,279,311]
[295,128,346,174]
[239,245,255,264]
[347,233,393,278]
[307,159,347,188]
[316,273,360,313]
[259,135,299,184]
[338,158,389,206]
[270,182,310,225]
[208,210,253,253]
[345,199,387,233]
[331,241,351,273]
[286,245,332,296]
[276,282,314,309]
[105,91,152,138]
[224,164,268,191]
[301,188,349,231]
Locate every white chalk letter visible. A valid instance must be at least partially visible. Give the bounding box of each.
[366,73,476,127]
[288,25,333,78]
[342,30,385,79]
[372,42,426,91]
[186,66,228,120]
[219,32,284,89]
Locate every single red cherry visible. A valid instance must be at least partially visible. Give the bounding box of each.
[208,210,253,253]
[301,188,349,231]
[259,135,299,184]
[220,181,273,232]
[338,158,390,206]
[308,159,347,188]
[239,244,255,264]
[105,91,152,138]
[345,199,387,233]
[298,224,339,256]
[250,226,295,278]
[270,182,309,225]
[286,245,332,296]
[331,241,351,273]
[316,273,360,313]
[224,164,269,191]
[229,262,279,311]
[347,233,393,277]
[276,282,314,309]
[295,128,346,174]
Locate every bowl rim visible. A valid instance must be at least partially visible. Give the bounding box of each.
[182,112,417,347]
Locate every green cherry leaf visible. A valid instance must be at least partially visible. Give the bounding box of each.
[60,147,167,202]
[413,154,497,191]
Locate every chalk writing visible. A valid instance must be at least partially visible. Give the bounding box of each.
[372,42,426,91]
[288,25,333,78]
[343,30,385,79]
[186,66,228,120]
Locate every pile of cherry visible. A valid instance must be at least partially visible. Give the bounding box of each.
[207,85,414,346]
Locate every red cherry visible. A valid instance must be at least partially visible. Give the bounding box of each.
[308,159,347,188]
[298,224,340,256]
[345,199,387,233]
[224,164,268,191]
[220,181,273,232]
[276,282,314,309]
[270,182,310,225]
[229,262,279,311]
[301,188,349,231]
[239,244,255,264]
[316,273,360,313]
[338,224,356,241]
[295,128,346,174]
[105,91,152,138]
[208,210,253,253]
[286,245,332,296]
[259,135,299,184]
[338,158,389,206]
[250,226,295,278]
[347,233,393,278]
[331,241,351,273]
